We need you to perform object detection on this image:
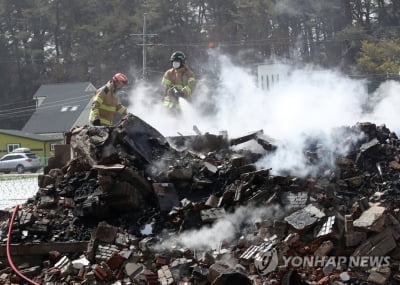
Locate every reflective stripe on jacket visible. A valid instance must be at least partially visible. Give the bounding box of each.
[163,96,181,110]
[162,66,196,100]
[89,81,127,126]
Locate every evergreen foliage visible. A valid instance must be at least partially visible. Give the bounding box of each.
[0,0,399,128]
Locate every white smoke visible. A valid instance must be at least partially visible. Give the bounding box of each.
[127,51,400,176]
[362,80,400,132]
[154,205,284,251]
[274,0,301,16]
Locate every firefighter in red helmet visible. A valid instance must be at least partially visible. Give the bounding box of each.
[89,73,128,126]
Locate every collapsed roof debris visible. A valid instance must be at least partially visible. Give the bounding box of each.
[1,115,400,284]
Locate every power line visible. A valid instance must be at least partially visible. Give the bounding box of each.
[0,88,95,108]
[0,95,93,117]
[0,70,396,117]
[130,14,158,78]
[0,93,93,113]
[0,67,396,114]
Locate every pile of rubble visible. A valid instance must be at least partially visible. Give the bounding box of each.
[1,114,400,284]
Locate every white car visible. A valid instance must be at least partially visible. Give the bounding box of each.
[12,147,32,153]
[0,152,41,174]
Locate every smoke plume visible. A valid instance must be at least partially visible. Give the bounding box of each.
[128,51,400,176]
[154,205,285,251]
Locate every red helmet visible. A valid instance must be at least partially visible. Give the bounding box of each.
[112,73,128,87]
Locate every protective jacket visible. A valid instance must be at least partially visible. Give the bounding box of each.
[161,65,196,111]
[89,80,127,126]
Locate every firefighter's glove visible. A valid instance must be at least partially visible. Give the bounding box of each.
[169,87,183,99]
[92,119,101,126]
[177,90,184,98]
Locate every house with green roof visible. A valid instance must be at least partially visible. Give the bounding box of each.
[0,129,62,165]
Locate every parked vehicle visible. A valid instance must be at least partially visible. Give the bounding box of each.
[0,152,41,174]
[12,147,32,153]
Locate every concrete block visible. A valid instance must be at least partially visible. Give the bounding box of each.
[344,215,354,233]
[345,232,367,247]
[353,206,386,232]
[200,208,226,223]
[95,221,118,243]
[71,255,90,270]
[280,191,309,212]
[353,228,396,256]
[230,154,248,168]
[207,263,230,284]
[202,161,218,174]
[139,237,155,252]
[205,194,220,208]
[115,232,129,247]
[367,267,391,285]
[284,204,325,231]
[124,262,144,279]
[314,240,334,256]
[167,166,193,180]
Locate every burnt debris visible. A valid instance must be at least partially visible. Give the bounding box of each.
[1,114,400,284]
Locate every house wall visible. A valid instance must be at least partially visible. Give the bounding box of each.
[0,134,61,166]
[257,63,290,91]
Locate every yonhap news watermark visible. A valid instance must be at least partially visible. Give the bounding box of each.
[282,256,391,268]
[254,248,391,275]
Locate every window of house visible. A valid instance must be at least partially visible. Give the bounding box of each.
[50,143,56,151]
[7,144,20,153]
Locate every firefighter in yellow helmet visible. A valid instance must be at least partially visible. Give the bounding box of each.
[161,51,196,114]
[89,73,128,126]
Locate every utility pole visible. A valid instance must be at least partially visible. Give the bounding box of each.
[142,14,147,78]
[130,14,157,79]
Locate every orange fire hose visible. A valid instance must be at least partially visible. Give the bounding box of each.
[6,205,41,285]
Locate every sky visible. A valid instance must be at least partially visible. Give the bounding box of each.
[127,50,400,177]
